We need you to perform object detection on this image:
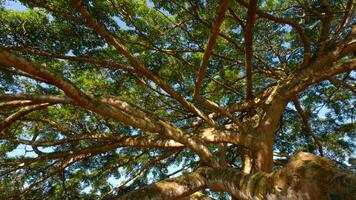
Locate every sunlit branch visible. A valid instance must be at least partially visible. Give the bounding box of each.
[118,169,207,200]
[0,64,51,84]
[181,192,213,200]
[0,100,39,108]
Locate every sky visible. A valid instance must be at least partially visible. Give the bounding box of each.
[1,0,354,196]
[1,1,184,192]
[2,0,27,11]
[1,0,126,192]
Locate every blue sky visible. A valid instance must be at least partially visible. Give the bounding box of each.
[3,0,27,11]
[2,0,354,195]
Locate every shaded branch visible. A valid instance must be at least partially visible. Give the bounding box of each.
[68,0,210,122]
[244,0,257,101]
[3,46,137,73]
[328,77,356,94]
[283,39,356,98]
[317,0,333,55]
[0,103,50,131]
[194,0,229,96]
[331,0,354,43]
[292,98,323,156]
[236,0,311,66]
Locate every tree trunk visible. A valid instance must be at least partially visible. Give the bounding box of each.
[119,152,356,200]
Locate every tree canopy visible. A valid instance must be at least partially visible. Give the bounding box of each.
[0,0,355,199]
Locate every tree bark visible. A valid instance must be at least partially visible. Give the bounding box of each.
[120,152,356,200]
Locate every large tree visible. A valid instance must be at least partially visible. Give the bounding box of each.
[0,0,355,199]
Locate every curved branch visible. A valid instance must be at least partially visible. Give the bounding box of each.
[0,92,218,167]
[0,103,50,131]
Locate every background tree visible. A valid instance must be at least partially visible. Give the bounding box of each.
[0,0,355,199]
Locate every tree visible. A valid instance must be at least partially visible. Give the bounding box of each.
[0,0,355,199]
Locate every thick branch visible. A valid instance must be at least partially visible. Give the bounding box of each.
[121,152,356,200]
[118,170,207,200]
[181,192,212,200]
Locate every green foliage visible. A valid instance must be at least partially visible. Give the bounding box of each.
[0,0,354,199]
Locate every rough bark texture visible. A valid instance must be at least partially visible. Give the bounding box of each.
[1,1,355,199]
[121,152,356,200]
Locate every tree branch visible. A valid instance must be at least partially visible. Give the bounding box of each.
[284,39,356,98]
[317,0,333,55]
[331,0,354,43]
[118,170,207,200]
[0,50,161,132]
[194,0,229,96]
[236,0,311,66]
[0,103,50,131]
[121,152,356,200]
[328,77,356,94]
[3,46,137,73]
[0,91,217,167]
[244,0,257,101]
[68,0,210,122]
[181,192,213,200]
[292,98,323,156]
